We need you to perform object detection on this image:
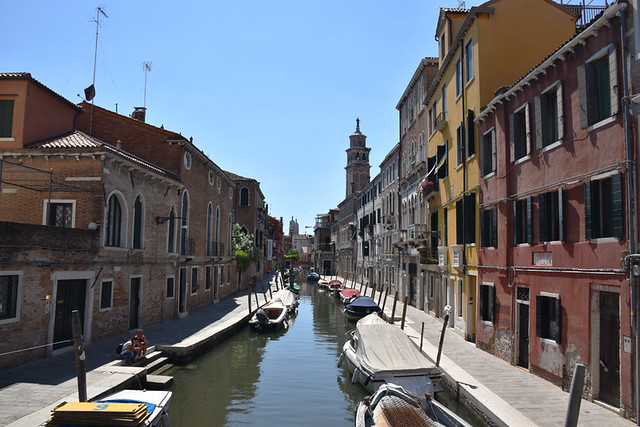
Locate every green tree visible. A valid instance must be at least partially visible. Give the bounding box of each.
[232,224,262,286]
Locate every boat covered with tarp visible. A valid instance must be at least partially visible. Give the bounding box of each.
[344,296,381,319]
[273,288,298,313]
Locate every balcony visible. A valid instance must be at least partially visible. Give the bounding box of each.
[435,111,448,132]
[438,246,448,266]
[417,177,438,200]
[406,223,431,243]
[451,245,463,268]
[180,236,196,257]
[562,3,607,29]
[417,246,439,265]
[207,241,226,257]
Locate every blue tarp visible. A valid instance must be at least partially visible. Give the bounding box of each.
[346,296,379,310]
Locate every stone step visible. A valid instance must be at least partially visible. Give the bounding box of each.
[144,356,169,373]
[145,374,173,390]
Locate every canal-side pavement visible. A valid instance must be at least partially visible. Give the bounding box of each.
[340,277,633,427]
[0,277,278,427]
[0,274,634,426]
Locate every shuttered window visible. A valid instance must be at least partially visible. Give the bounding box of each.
[481,128,496,177]
[513,197,532,245]
[456,194,476,245]
[480,207,498,248]
[467,109,476,157]
[577,44,618,128]
[536,295,562,344]
[510,103,530,162]
[539,190,563,243]
[480,284,495,322]
[0,100,14,138]
[585,173,624,239]
[535,81,564,149]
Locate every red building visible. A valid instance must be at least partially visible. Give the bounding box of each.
[476,4,634,415]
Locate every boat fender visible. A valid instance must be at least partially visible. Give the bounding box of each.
[337,352,345,367]
[363,375,372,386]
[351,367,360,384]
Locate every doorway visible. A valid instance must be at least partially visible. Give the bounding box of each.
[53,279,87,350]
[178,267,187,314]
[516,287,530,369]
[129,277,141,330]
[598,291,620,407]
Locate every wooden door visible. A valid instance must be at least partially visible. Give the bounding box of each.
[53,279,86,350]
[599,291,620,407]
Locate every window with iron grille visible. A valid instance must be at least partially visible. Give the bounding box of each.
[47,202,73,228]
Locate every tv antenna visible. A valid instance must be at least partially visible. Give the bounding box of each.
[143,61,152,108]
[88,6,108,136]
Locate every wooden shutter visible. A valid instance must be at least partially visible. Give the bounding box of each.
[509,113,515,162]
[467,109,476,157]
[609,45,619,116]
[480,209,486,247]
[539,193,547,242]
[457,199,464,245]
[584,181,592,240]
[556,81,564,140]
[612,172,624,238]
[513,200,517,246]
[535,295,543,338]
[526,197,533,244]
[465,193,476,244]
[492,206,498,248]
[554,297,562,344]
[577,64,588,128]
[488,286,495,323]
[525,103,531,155]
[534,95,542,149]
[491,129,497,173]
[558,188,564,242]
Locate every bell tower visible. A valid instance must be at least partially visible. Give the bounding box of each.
[345,118,371,198]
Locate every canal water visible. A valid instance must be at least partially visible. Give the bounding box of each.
[163,280,481,426]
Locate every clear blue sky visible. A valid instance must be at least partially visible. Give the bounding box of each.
[3,0,589,231]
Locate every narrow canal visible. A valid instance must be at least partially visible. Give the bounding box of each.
[163,280,481,426]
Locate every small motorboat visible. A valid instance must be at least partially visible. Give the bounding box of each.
[307,272,320,281]
[46,389,172,426]
[344,296,381,319]
[355,383,472,427]
[339,288,361,305]
[249,299,288,331]
[339,313,441,396]
[285,283,300,294]
[328,280,343,294]
[273,288,298,313]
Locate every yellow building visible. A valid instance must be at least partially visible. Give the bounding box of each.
[422,0,576,340]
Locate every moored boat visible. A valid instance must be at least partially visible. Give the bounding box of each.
[307,272,320,281]
[273,288,298,313]
[339,313,441,396]
[328,279,343,294]
[355,383,472,427]
[249,299,288,331]
[285,282,301,294]
[339,288,361,305]
[344,296,381,319]
[46,389,172,426]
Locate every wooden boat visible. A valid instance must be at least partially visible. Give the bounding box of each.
[344,296,381,319]
[355,383,472,427]
[273,288,298,313]
[307,272,320,281]
[249,299,288,331]
[339,314,441,396]
[285,283,300,294]
[46,389,172,426]
[328,280,343,294]
[339,288,361,305]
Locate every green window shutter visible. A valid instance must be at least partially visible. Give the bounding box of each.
[480,209,487,248]
[534,95,542,150]
[492,206,498,248]
[584,181,592,240]
[465,193,476,244]
[525,103,531,155]
[539,193,547,242]
[509,114,515,163]
[558,188,564,242]
[535,295,543,338]
[467,109,476,157]
[526,197,532,244]
[556,81,564,140]
[612,172,624,238]
[456,199,464,245]
[577,64,588,128]
[488,286,495,323]
[609,45,619,116]
[554,297,562,344]
[513,200,518,246]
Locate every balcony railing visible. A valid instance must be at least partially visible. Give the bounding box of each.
[407,223,431,242]
[180,236,196,256]
[562,3,607,29]
[435,111,448,132]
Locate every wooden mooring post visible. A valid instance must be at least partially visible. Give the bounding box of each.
[382,287,389,312]
[254,285,260,307]
[377,285,384,306]
[400,296,408,330]
[436,313,449,367]
[565,364,586,427]
[420,322,425,352]
[72,310,87,402]
[248,287,252,313]
[390,291,399,324]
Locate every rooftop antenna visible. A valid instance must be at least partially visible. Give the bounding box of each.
[143,61,152,108]
[89,6,108,136]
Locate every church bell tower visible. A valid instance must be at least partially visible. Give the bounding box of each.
[345,118,371,198]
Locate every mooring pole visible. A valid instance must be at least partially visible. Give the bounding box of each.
[420,322,425,352]
[71,310,87,402]
[371,285,376,301]
[390,291,399,324]
[377,285,384,306]
[248,288,252,313]
[436,313,449,367]
[565,364,586,427]
[401,296,408,330]
[254,285,259,307]
[382,287,389,312]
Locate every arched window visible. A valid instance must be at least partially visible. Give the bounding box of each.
[240,187,250,206]
[228,213,233,256]
[105,194,122,247]
[215,206,221,256]
[180,191,190,255]
[133,195,144,249]
[206,203,213,256]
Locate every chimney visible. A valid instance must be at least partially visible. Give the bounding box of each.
[131,107,146,122]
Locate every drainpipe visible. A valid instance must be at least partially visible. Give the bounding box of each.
[620,8,640,424]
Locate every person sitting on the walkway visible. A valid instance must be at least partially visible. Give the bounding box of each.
[134,329,149,358]
[119,336,141,365]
